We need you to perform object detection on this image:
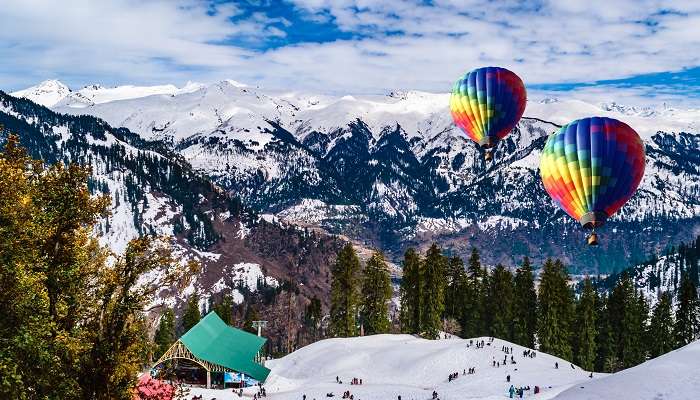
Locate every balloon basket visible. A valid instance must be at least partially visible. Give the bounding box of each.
[484,150,493,161]
[587,232,599,246]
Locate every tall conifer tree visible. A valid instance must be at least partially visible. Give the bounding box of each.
[399,248,423,334]
[537,259,574,361]
[595,293,617,372]
[486,264,514,340]
[182,293,201,332]
[153,308,176,359]
[648,291,675,358]
[330,244,362,337]
[674,272,699,346]
[444,256,466,322]
[361,251,393,335]
[462,248,484,338]
[574,279,597,371]
[421,244,447,339]
[512,257,537,348]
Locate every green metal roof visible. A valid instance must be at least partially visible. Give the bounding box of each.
[180,312,270,381]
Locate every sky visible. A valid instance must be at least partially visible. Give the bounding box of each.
[2,0,700,106]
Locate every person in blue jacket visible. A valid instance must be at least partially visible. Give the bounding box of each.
[509,385,515,398]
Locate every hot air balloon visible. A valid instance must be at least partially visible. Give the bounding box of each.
[539,117,645,245]
[450,67,527,161]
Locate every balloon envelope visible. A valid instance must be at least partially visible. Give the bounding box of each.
[539,117,645,228]
[450,67,526,148]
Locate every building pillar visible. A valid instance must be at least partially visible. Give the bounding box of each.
[206,370,211,389]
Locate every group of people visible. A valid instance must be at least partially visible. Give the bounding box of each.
[335,376,363,385]
[323,390,357,400]
[431,390,440,400]
[252,386,267,399]
[447,372,460,382]
[509,385,537,398]
[523,349,536,358]
[467,337,494,349]
[492,358,511,368]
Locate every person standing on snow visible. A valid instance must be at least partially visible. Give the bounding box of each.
[509,385,515,398]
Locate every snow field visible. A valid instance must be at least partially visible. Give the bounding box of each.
[262,335,594,400]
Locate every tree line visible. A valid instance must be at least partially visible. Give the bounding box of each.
[329,242,700,374]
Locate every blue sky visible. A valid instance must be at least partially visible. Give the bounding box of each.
[2,0,700,106]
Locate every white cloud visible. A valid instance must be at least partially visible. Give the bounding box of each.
[1,0,699,107]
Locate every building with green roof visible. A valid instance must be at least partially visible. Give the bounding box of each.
[153,311,270,388]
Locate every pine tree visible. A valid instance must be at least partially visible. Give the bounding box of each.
[153,308,176,359]
[648,291,675,358]
[595,293,617,372]
[213,294,233,325]
[574,279,597,371]
[305,296,323,340]
[537,259,574,361]
[421,244,447,339]
[462,248,485,338]
[399,248,423,334]
[623,292,648,367]
[608,273,648,369]
[182,293,201,332]
[512,257,537,348]
[330,244,362,337]
[486,264,514,340]
[444,255,466,322]
[674,271,699,347]
[243,304,260,334]
[360,251,393,335]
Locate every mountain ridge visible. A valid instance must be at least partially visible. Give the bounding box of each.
[11,81,700,273]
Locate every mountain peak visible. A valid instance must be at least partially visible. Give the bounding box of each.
[222,79,248,88]
[12,79,72,107]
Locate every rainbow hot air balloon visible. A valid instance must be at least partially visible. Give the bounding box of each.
[539,117,646,245]
[450,67,527,161]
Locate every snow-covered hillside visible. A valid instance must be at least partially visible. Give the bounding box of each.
[11,79,700,272]
[553,340,700,400]
[263,335,594,400]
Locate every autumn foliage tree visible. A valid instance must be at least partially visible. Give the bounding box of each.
[0,134,182,400]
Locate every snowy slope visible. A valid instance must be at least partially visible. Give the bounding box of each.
[263,335,595,400]
[554,340,700,400]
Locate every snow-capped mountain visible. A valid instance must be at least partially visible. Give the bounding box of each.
[10,79,205,108]
[11,79,72,107]
[12,80,700,273]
